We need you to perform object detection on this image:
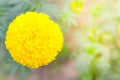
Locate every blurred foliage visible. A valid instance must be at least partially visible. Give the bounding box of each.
[56,44,70,63]
[73,0,120,80]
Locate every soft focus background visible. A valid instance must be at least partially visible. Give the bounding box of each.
[0,0,120,80]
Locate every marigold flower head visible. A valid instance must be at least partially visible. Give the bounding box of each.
[70,0,84,13]
[5,12,64,68]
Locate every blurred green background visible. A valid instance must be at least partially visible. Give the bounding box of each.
[0,0,120,80]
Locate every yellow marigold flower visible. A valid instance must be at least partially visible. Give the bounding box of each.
[71,1,77,9]
[5,12,64,68]
[70,0,84,13]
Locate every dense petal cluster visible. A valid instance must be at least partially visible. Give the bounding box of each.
[5,12,64,68]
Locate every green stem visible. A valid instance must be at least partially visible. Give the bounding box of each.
[91,53,101,80]
[92,61,96,80]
